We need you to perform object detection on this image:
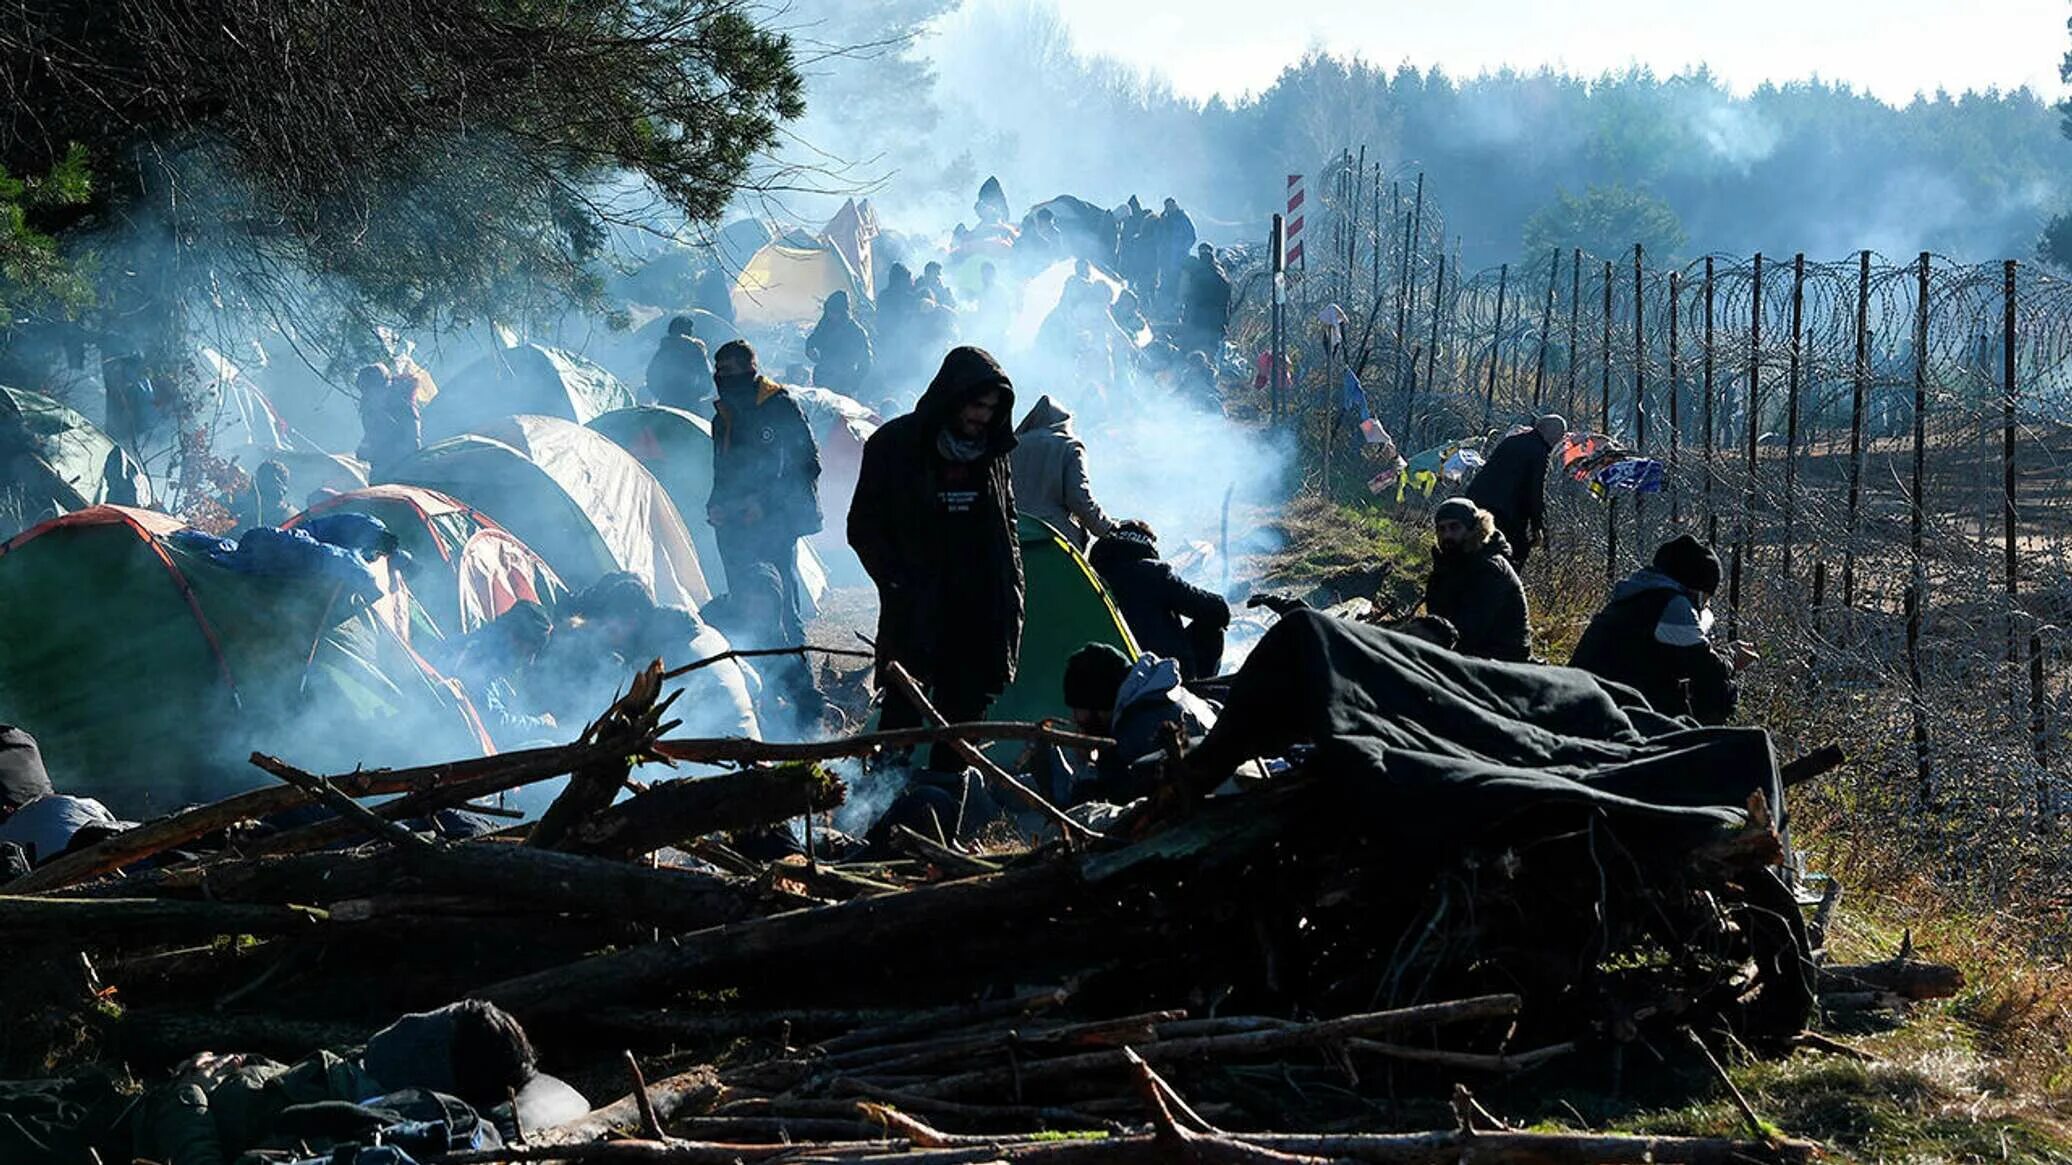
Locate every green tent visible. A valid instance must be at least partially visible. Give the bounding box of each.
[985,516,1139,746]
[289,484,568,637]
[423,343,636,443]
[0,506,491,815]
[1,386,147,528]
[380,415,709,608]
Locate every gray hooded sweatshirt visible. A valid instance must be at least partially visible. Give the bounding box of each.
[1009,395,1114,551]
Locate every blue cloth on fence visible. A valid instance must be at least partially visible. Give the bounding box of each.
[1338,368,1371,420]
[1592,457,1664,494]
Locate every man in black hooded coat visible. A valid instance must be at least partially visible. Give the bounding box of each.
[849,347,1025,771]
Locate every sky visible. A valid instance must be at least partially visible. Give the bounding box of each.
[1031,0,2070,106]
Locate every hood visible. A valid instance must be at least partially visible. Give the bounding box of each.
[1114,653,1182,715]
[913,346,1016,456]
[1433,527,1511,564]
[1611,566,1691,603]
[1089,527,1157,570]
[0,726,53,814]
[1014,394,1073,437]
[822,290,851,318]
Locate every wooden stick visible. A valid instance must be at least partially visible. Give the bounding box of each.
[902,996,1521,1099]
[654,723,1112,765]
[249,753,437,852]
[662,644,875,680]
[881,662,1098,845]
[624,1051,666,1141]
[889,825,1001,877]
[1344,1038,1576,1075]
[0,895,328,937]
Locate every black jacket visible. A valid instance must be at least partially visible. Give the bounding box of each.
[1089,529,1231,678]
[646,333,712,412]
[805,295,874,394]
[1568,568,1737,725]
[1464,429,1553,533]
[1424,530,1530,662]
[848,347,1024,693]
[711,379,822,541]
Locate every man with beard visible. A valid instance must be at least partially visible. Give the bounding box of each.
[848,347,1024,774]
[1422,497,1530,663]
[708,340,821,620]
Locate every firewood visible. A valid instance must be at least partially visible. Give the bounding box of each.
[527,1065,724,1147]
[561,765,845,860]
[1817,958,1964,1001]
[0,894,329,937]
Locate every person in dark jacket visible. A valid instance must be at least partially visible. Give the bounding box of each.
[1155,198,1197,312]
[848,346,1024,771]
[918,261,959,311]
[709,340,822,617]
[1463,415,1566,568]
[804,291,874,397]
[354,362,421,473]
[1568,534,1759,725]
[130,1000,568,1165]
[646,315,713,413]
[1089,520,1230,680]
[1423,497,1530,662]
[1180,243,1231,353]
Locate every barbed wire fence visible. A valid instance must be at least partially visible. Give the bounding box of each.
[1237,151,2072,909]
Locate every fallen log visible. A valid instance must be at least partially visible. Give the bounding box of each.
[562,765,845,860]
[0,895,329,938]
[899,996,1519,1099]
[116,1010,372,1064]
[476,863,1077,1017]
[1778,744,1846,789]
[528,1065,724,1147]
[1817,959,1964,1001]
[6,765,460,894]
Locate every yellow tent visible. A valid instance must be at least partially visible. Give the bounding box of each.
[732,233,865,328]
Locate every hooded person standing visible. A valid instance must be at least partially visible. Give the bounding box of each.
[804,290,874,397]
[1010,395,1115,551]
[645,315,713,413]
[848,347,1024,771]
[1568,534,1759,725]
[1422,498,1530,663]
[1463,415,1566,568]
[354,362,421,474]
[709,340,822,619]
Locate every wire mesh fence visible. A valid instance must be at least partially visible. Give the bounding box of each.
[1241,153,2072,904]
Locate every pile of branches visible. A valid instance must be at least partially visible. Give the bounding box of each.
[0,666,1959,1163]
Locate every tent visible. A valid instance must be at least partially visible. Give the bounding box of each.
[290,484,569,637]
[0,506,491,815]
[423,343,635,443]
[1,386,148,525]
[733,231,867,328]
[380,415,709,609]
[985,515,1140,744]
[587,405,827,609]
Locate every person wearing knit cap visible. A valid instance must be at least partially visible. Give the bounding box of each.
[1568,534,1759,725]
[1059,642,1217,805]
[1463,414,1568,568]
[1422,498,1530,662]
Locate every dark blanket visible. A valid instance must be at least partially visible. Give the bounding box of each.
[1192,610,1780,861]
